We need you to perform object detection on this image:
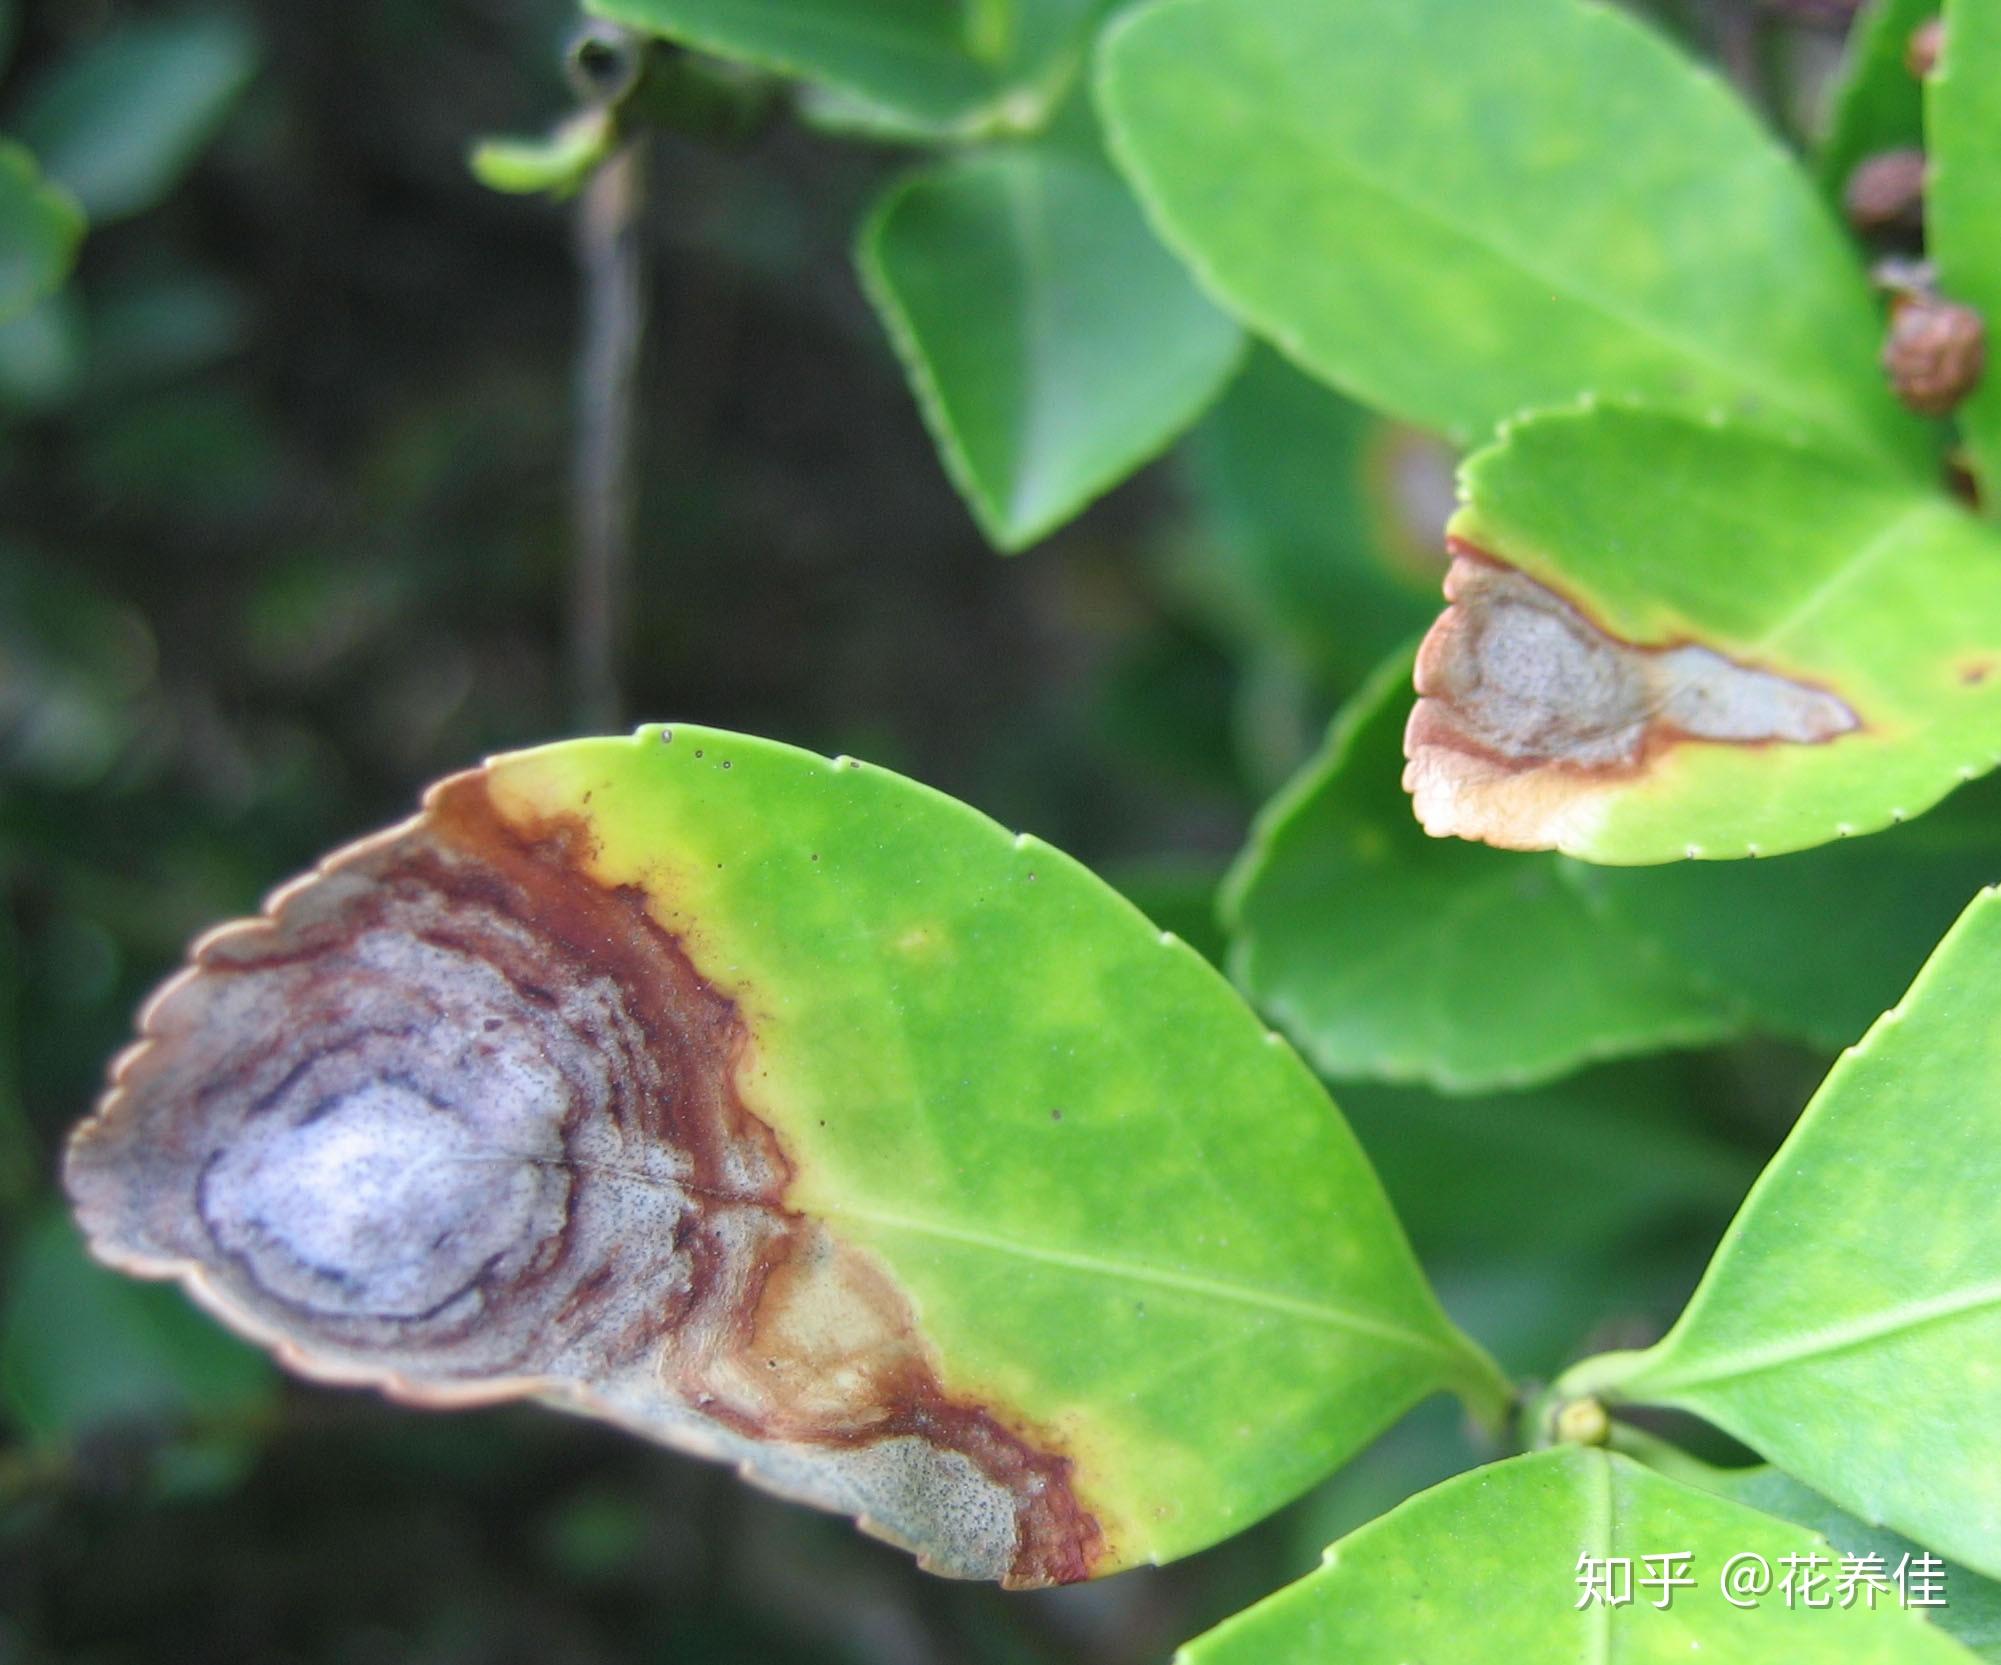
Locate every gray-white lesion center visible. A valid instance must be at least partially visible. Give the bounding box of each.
[73,878,709,1384]
[200,1073,564,1323]
[1429,560,1859,767]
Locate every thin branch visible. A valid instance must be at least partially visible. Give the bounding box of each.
[570,135,647,734]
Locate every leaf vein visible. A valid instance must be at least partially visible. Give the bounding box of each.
[824,1202,1462,1362]
[1642,1278,2001,1395]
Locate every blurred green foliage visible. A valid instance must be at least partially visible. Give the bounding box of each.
[0,0,1969,1661]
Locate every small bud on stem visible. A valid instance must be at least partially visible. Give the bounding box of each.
[1843,147,1928,238]
[1907,16,1945,77]
[1884,293,1988,416]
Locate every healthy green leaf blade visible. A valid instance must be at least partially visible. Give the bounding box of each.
[1566,768,2001,1049]
[1819,0,1937,198]
[859,144,1241,550]
[1182,1447,1976,1663]
[1564,887,2001,1579]
[1929,0,2001,501]
[15,13,258,223]
[64,724,1501,1584]
[0,143,83,326]
[1097,0,1924,467]
[588,0,1102,132]
[1410,402,2001,863]
[1226,646,1742,1089]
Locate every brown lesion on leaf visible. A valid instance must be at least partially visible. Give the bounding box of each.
[1403,543,1862,851]
[64,769,1104,1587]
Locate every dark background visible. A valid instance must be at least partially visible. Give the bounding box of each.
[0,2,1851,1660]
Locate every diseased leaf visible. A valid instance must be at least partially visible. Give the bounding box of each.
[1562,887,2001,1579]
[1929,0,2001,501]
[1409,402,2001,863]
[1566,768,2001,1049]
[1819,0,1938,198]
[588,0,1104,133]
[16,13,258,224]
[1180,348,1447,692]
[62,725,1503,1587]
[0,143,83,327]
[858,142,1241,550]
[1226,647,1742,1090]
[1181,1447,1976,1663]
[1097,0,1925,468]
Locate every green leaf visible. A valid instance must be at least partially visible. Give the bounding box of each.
[63,725,1505,1584]
[15,12,258,223]
[1819,0,1937,198]
[1097,0,1924,468]
[0,290,85,412]
[858,142,1241,550]
[1341,1066,1754,1271]
[82,263,248,395]
[0,1209,274,1447]
[1182,1447,1977,1663]
[1282,1395,1477,1570]
[1658,1456,2001,1661]
[0,143,83,326]
[1566,768,2001,1049]
[1341,1066,1757,1381]
[1225,646,1741,1089]
[589,0,1104,133]
[1100,854,1228,967]
[1929,0,2001,502]
[1180,348,1448,691]
[1409,401,2001,863]
[1562,887,2001,1580]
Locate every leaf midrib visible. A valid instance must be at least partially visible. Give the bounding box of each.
[999,155,1064,526]
[1585,1451,1615,1665]
[502,1152,1459,1364]
[1746,497,1953,654]
[1140,0,1892,462]
[824,1200,1464,1363]
[1635,1276,2001,1397]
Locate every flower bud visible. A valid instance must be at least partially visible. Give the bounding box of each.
[1883,295,1987,416]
